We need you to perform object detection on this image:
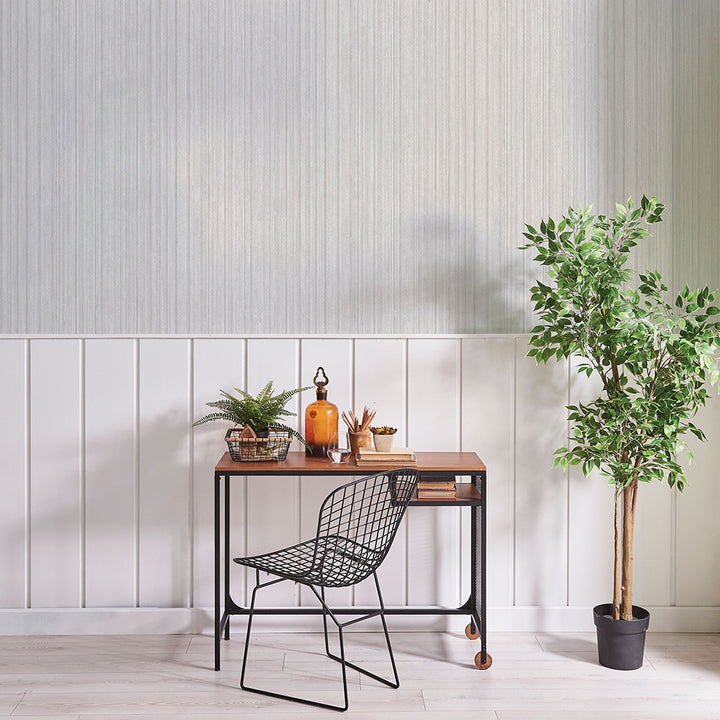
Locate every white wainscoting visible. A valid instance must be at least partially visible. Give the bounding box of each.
[0,335,719,634]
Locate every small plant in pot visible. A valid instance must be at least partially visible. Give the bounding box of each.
[521,196,720,670]
[371,426,397,452]
[194,380,311,460]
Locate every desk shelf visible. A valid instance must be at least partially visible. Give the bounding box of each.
[410,482,482,506]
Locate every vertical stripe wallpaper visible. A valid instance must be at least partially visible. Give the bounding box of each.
[1,0,719,335]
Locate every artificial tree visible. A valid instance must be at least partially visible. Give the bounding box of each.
[521,196,720,621]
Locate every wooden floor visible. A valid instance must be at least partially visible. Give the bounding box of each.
[0,630,719,719]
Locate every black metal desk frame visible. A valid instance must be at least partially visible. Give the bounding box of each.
[214,452,489,671]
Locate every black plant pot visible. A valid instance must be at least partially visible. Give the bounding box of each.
[593,603,650,670]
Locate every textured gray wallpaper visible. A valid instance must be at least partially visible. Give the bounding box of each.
[1,0,719,334]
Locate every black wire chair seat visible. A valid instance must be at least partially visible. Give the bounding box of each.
[236,534,383,588]
[233,468,419,712]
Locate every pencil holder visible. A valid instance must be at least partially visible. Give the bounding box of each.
[348,430,372,457]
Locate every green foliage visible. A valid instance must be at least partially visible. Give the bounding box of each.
[520,196,720,492]
[194,380,311,448]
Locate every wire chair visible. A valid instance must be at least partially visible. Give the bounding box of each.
[234,468,420,712]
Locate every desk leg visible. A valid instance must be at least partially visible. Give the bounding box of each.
[214,471,221,671]
[224,474,231,641]
[465,472,491,669]
[478,471,490,668]
[465,504,481,640]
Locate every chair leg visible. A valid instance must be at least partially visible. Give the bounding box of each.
[315,572,400,689]
[241,570,286,690]
[321,586,332,656]
[240,573,349,712]
[373,571,400,688]
[239,569,259,691]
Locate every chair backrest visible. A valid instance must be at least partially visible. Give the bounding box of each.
[312,468,419,587]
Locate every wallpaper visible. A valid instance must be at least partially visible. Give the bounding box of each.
[1,0,718,334]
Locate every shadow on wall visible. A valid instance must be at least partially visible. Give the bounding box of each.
[396,212,530,334]
[668,3,720,292]
[514,355,570,611]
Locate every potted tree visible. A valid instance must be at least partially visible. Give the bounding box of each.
[521,196,720,669]
[194,380,311,460]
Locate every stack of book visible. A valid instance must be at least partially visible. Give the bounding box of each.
[355,447,416,465]
[416,478,456,500]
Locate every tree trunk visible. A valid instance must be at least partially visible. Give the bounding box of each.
[613,486,622,620]
[620,479,638,620]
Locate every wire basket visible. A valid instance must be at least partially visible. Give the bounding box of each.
[224,427,292,462]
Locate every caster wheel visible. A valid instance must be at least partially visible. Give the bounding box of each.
[464,622,479,640]
[474,651,493,670]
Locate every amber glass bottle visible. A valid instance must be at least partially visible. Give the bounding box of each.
[304,367,339,457]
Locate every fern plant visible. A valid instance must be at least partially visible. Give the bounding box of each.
[194,381,311,448]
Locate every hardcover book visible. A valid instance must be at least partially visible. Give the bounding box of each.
[356,447,415,460]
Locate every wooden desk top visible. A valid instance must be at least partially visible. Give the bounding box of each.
[214,451,486,476]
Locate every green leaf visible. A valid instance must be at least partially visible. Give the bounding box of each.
[519,195,719,514]
[194,381,311,449]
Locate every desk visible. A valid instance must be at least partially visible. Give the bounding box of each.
[214,451,490,670]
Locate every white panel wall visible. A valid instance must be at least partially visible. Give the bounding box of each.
[85,339,136,608]
[2,1,719,335]
[29,340,82,608]
[567,356,613,607]
[354,339,408,606]
[461,337,515,607]
[514,347,569,607]
[192,339,246,610]
[245,339,300,608]
[0,340,26,608]
[138,339,191,608]
[407,339,462,610]
[299,339,354,608]
[1,334,720,634]
[676,395,720,606]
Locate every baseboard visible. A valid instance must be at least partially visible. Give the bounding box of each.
[0,608,208,636]
[1,606,718,636]
[486,606,720,633]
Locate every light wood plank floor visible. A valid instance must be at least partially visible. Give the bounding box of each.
[0,630,718,719]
